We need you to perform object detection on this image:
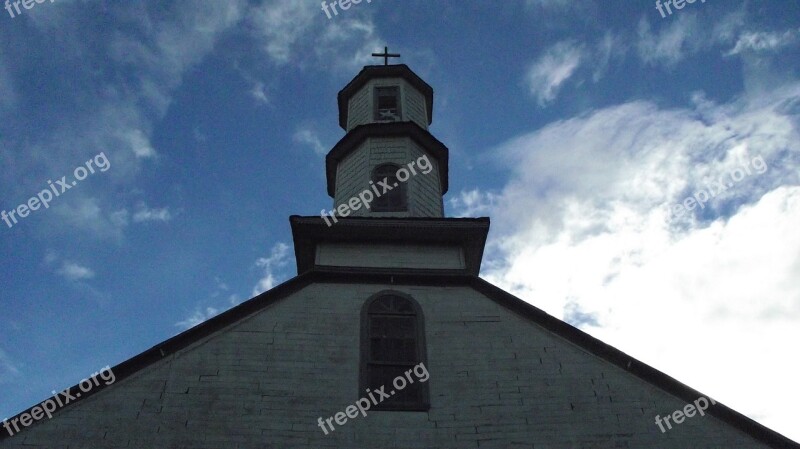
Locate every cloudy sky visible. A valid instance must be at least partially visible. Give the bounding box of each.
[1,0,798,442]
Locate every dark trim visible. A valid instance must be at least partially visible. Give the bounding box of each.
[325,121,449,197]
[338,64,433,129]
[2,269,797,448]
[359,290,430,411]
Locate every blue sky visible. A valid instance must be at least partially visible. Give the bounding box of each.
[1,0,799,442]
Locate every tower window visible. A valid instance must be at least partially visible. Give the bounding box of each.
[371,164,407,212]
[374,86,401,121]
[360,291,429,411]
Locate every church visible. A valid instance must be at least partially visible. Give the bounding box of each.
[1,51,797,449]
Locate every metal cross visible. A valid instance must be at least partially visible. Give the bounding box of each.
[371,46,400,65]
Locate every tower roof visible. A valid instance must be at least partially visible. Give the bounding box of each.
[337,64,434,130]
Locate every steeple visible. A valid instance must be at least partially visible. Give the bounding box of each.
[291,50,489,277]
[325,53,448,219]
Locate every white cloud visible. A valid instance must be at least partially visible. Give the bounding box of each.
[107,1,247,115]
[175,307,220,330]
[726,28,800,56]
[637,14,703,67]
[214,277,229,293]
[250,81,270,104]
[477,83,800,441]
[176,277,245,330]
[228,294,242,306]
[57,262,96,281]
[252,242,291,296]
[710,8,747,45]
[249,1,317,64]
[54,196,127,240]
[293,128,326,155]
[316,20,383,72]
[132,204,172,223]
[125,129,157,159]
[447,188,499,217]
[0,1,248,243]
[42,250,59,265]
[110,209,130,228]
[525,41,584,106]
[249,1,383,73]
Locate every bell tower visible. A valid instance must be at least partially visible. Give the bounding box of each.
[326,48,447,218]
[291,48,489,276]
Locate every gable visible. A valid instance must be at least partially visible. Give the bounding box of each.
[0,270,795,448]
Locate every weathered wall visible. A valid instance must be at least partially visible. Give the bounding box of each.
[0,281,772,449]
[346,78,429,131]
[332,137,444,218]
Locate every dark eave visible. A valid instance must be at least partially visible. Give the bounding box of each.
[2,269,797,449]
[338,64,433,129]
[289,216,489,275]
[325,121,449,197]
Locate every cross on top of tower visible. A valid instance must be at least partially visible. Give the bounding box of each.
[371,46,401,65]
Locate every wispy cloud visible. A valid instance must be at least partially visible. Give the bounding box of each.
[293,128,326,155]
[0,1,248,244]
[46,196,124,240]
[174,243,291,330]
[593,32,627,82]
[249,1,383,72]
[252,242,291,296]
[56,262,96,281]
[447,188,499,217]
[175,277,244,330]
[175,307,220,330]
[124,129,157,159]
[637,14,703,67]
[250,81,270,104]
[132,204,172,223]
[726,28,800,56]
[526,41,584,106]
[249,1,316,64]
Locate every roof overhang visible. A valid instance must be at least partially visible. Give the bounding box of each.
[338,64,433,129]
[325,121,449,197]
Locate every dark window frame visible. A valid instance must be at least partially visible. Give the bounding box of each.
[359,290,430,411]
[371,163,408,212]
[374,86,401,122]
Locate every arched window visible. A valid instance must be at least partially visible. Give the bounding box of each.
[371,164,407,212]
[360,291,429,410]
